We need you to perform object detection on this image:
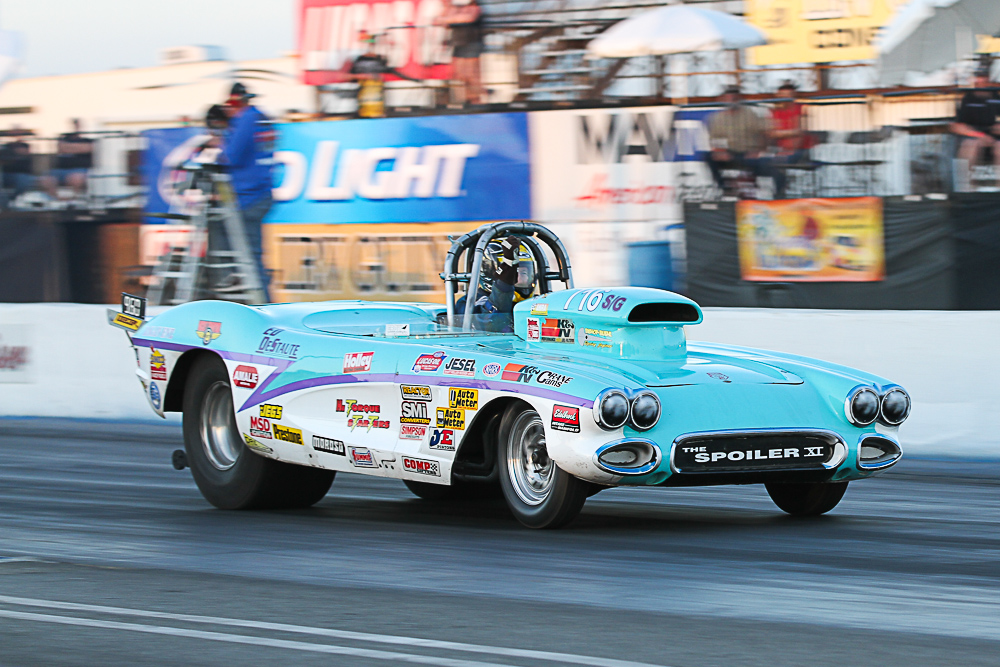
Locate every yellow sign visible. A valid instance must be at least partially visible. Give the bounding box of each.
[259,404,284,420]
[436,408,466,430]
[112,312,143,331]
[272,424,304,444]
[977,35,1000,54]
[746,0,901,65]
[736,197,885,282]
[448,388,478,410]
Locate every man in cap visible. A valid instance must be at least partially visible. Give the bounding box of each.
[222,82,273,299]
[951,65,1000,189]
[707,85,773,196]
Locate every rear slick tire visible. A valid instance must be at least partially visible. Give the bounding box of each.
[182,355,334,510]
[497,402,589,529]
[765,481,848,516]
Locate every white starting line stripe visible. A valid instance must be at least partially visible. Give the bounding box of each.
[0,595,668,667]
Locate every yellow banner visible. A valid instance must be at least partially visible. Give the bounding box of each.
[746,0,901,65]
[736,197,885,282]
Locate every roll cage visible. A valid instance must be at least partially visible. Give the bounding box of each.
[441,221,574,330]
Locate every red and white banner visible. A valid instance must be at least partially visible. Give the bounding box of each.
[298,0,454,84]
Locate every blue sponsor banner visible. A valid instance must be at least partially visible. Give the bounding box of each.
[141,127,204,225]
[673,108,714,162]
[268,113,530,224]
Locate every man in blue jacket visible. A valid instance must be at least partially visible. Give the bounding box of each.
[223,82,273,300]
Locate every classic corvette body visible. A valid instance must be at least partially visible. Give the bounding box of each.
[114,223,909,528]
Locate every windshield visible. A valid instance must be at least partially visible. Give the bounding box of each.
[310,317,515,339]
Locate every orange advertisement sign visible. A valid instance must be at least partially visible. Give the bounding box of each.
[736,197,885,282]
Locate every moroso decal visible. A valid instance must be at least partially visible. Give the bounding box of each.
[501,363,539,383]
[249,415,273,439]
[429,428,455,451]
[349,447,378,468]
[343,351,374,373]
[272,424,304,444]
[412,351,446,372]
[150,348,167,381]
[436,407,465,430]
[551,405,580,433]
[448,388,478,410]
[400,384,432,401]
[399,424,427,440]
[313,435,345,456]
[195,320,222,345]
[243,433,274,455]
[443,357,475,377]
[541,318,575,344]
[402,456,440,477]
[482,362,501,377]
[233,365,259,389]
[401,401,431,425]
[259,404,283,420]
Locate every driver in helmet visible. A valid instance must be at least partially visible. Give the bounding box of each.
[457,236,536,332]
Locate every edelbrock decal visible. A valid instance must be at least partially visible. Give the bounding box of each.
[551,405,580,433]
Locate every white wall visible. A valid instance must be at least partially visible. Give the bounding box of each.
[1,304,996,458]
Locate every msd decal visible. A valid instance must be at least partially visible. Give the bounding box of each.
[195,321,221,345]
[501,363,538,383]
[249,416,272,439]
[402,456,441,477]
[150,348,167,381]
[232,365,259,389]
[429,429,455,451]
[343,351,374,373]
[551,405,581,433]
[412,351,446,372]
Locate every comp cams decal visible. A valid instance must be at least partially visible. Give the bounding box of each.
[551,405,581,433]
[402,456,440,477]
[313,435,345,456]
[343,351,374,373]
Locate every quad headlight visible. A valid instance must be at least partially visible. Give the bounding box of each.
[593,389,661,431]
[879,388,911,426]
[845,387,880,426]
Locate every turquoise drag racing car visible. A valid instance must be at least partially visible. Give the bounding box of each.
[111,221,910,528]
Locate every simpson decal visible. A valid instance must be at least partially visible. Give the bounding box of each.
[195,320,221,345]
[402,456,440,477]
[448,388,478,410]
[399,424,427,440]
[313,435,345,456]
[401,401,431,425]
[272,424,304,444]
[232,365,259,389]
[412,351,446,372]
[436,407,465,430]
[349,447,378,468]
[400,384,432,401]
[150,348,167,381]
[259,404,283,420]
[541,318,575,343]
[343,351,374,373]
[443,357,475,376]
[429,429,455,451]
[551,405,581,433]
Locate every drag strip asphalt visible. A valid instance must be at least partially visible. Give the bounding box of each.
[0,418,998,666]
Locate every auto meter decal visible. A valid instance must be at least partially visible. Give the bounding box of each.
[233,365,259,389]
[412,351,446,372]
[343,351,374,373]
[400,384,432,401]
[436,407,465,430]
[526,317,540,341]
[429,429,455,451]
[195,320,221,346]
[443,357,475,377]
[272,424,304,444]
[551,405,580,433]
[402,456,440,477]
[540,318,575,344]
[150,348,167,381]
[482,362,501,377]
[349,447,378,468]
[448,388,478,410]
[259,404,283,419]
[400,401,431,425]
[312,435,345,456]
[399,424,427,440]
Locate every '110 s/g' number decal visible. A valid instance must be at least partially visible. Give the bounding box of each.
[563,290,627,313]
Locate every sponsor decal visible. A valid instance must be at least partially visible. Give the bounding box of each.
[530,303,549,316]
[436,407,466,430]
[581,327,613,349]
[443,357,475,377]
[399,424,428,440]
[448,388,478,410]
[337,398,380,414]
[195,320,222,345]
[150,348,167,381]
[400,384,432,401]
[243,433,274,455]
[707,372,731,383]
[563,290,628,313]
[402,456,441,477]
[541,318,575,344]
[429,429,455,451]
[401,401,431,425]
[412,351,446,372]
[551,405,581,433]
[112,312,143,332]
[343,351,374,373]
[249,416,273,439]
[336,396,390,430]
[501,363,539,383]
[149,382,161,409]
[349,416,390,431]
[349,447,378,468]
[142,325,175,339]
[313,435,345,456]
[259,404,284,420]
[481,362,501,378]
[685,446,827,464]
[536,370,573,388]
[272,424,304,444]
[122,293,146,319]
[526,317,540,341]
[385,323,410,337]
[257,328,300,359]
[233,365,259,389]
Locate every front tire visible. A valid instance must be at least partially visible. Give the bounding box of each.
[182,355,334,510]
[497,402,589,529]
[765,481,848,516]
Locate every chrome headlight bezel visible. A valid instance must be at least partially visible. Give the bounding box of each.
[845,386,880,426]
[628,390,661,431]
[593,388,630,431]
[878,387,911,426]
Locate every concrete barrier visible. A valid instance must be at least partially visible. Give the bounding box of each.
[1,303,997,457]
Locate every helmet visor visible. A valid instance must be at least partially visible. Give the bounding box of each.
[515,261,535,292]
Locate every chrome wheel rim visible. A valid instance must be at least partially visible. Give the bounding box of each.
[506,411,553,506]
[200,381,242,471]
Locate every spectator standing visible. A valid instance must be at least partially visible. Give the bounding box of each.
[437,0,485,105]
[0,136,37,199]
[349,32,389,118]
[707,85,773,196]
[951,66,1000,189]
[47,118,93,200]
[770,81,814,198]
[223,82,274,300]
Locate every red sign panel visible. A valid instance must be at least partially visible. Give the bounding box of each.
[298,0,454,84]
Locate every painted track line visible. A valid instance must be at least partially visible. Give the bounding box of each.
[0,595,668,667]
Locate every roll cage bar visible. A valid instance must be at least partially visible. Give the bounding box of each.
[441,221,574,330]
